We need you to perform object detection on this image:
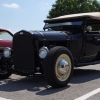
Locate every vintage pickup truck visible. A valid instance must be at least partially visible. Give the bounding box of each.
[2,12,100,88]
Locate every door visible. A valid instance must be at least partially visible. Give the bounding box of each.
[84,32,100,61]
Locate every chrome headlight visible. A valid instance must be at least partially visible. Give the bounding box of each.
[39,46,49,59]
[3,47,12,58]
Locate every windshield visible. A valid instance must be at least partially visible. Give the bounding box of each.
[0,31,12,41]
[44,21,83,33]
[44,21,83,29]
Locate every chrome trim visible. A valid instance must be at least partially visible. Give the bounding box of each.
[37,31,44,38]
[57,59,69,75]
[3,47,12,58]
[20,32,23,35]
[39,46,49,59]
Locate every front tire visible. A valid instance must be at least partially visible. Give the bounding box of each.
[43,46,74,88]
[0,61,12,79]
[0,72,12,79]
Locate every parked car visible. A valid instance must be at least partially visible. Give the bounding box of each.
[0,28,13,79]
[2,12,100,88]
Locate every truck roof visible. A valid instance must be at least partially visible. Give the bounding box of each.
[44,12,100,23]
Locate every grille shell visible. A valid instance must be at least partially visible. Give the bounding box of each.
[13,31,35,72]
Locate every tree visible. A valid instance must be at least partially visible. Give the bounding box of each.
[47,0,100,18]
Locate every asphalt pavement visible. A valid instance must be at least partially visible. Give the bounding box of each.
[0,64,100,100]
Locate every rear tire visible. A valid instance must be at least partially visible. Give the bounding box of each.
[43,46,74,88]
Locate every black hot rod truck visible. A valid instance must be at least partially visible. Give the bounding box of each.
[1,12,100,88]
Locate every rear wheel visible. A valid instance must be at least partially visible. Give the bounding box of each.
[43,46,74,88]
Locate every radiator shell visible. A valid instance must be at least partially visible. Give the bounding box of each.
[13,30,35,73]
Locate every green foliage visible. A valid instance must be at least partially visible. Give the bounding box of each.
[47,0,100,18]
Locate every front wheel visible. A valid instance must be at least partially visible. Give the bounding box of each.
[0,61,12,79]
[43,46,74,88]
[0,72,12,79]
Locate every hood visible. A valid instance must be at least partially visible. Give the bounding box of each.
[0,40,12,48]
[14,30,71,41]
[31,31,71,41]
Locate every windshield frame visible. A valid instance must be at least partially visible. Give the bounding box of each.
[43,21,84,30]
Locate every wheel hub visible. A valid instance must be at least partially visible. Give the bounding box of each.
[57,59,69,75]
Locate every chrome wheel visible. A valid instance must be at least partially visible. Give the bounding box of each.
[55,54,71,81]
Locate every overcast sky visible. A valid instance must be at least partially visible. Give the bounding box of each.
[0,0,100,33]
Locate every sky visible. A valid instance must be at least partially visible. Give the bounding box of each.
[0,0,56,33]
[1,0,100,33]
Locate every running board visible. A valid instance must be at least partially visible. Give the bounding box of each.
[75,60,100,67]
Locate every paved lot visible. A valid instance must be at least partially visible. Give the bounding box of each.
[0,64,100,100]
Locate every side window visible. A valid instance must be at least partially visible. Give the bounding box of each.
[0,31,12,40]
[85,24,100,32]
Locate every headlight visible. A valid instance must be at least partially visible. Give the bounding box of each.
[3,47,12,58]
[39,46,49,59]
